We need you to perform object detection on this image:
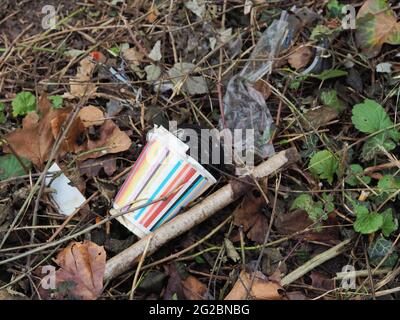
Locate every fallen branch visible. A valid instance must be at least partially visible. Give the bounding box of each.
[281,238,352,286]
[104,148,300,281]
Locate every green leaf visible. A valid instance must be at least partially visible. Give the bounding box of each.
[368,236,398,268]
[381,208,398,237]
[361,133,396,161]
[0,103,6,124]
[353,205,383,234]
[0,112,6,124]
[352,99,400,160]
[327,0,344,17]
[0,154,31,181]
[291,194,327,223]
[320,90,346,112]
[352,99,396,134]
[377,175,400,195]
[108,46,121,56]
[308,150,338,184]
[311,69,348,81]
[195,255,206,264]
[310,25,339,41]
[12,92,36,117]
[49,95,63,109]
[345,164,371,186]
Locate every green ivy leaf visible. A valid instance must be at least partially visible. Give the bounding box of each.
[320,89,346,112]
[12,92,36,117]
[0,154,31,181]
[353,205,383,234]
[368,236,398,268]
[345,164,371,186]
[49,95,63,109]
[381,208,398,237]
[308,150,338,184]
[291,194,328,223]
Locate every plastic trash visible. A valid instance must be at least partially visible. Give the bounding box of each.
[221,8,318,160]
[220,11,291,160]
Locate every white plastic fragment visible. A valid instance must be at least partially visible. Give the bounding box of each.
[376,62,393,74]
[44,163,86,216]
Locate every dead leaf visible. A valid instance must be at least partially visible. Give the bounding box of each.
[22,112,39,129]
[84,120,132,159]
[274,209,313,235]
[261,248,287,276]
[356,0,400,57]
[253,80,271,100]
[163,263,185,300]
[275,210,340,243]
[286,291,308,300]
[233,190,269,244]
[122,47,145,66]
[4,97,78,166]
[0,289,28,300]
[288,46,313,70]
[78,156,117,177]
[225,270,283,300]
[39,240,106,300]
[146,5,160,23]
[78,105,105,127]
[303,106,338,129]
[69,57,97,97]
[309,271,334,291]
[50,111,86,154]
[182,275,207,300]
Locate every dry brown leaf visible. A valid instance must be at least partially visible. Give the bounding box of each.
[22,112,39,129]
[182,275,207,300]
[225,270,283,300]
[5,97,131,165]
[84,119,132,160]
[309,271,334,291]
[78,105,105,127]
[303,106,338,129]
[288,46,313,70]
[40,240,106,300]
[233,190,268,244]
[146,6,160,23]
[274,209,313,235]
[69,57,97,97]
[78,156,117,177]
[356,0,400,57]
[122,47,145,66]
[275,210,340,243]
[50,111,86,154]
[4,97,75,166]
[253,80,271,100]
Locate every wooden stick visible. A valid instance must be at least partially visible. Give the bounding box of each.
[104,148,300,281]
[281,238,352,286]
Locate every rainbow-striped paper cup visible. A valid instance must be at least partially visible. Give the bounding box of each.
[110,125,216,238]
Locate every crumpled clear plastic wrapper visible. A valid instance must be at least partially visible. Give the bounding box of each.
[220,11,290,160]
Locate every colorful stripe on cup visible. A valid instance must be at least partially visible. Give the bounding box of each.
[112,126,216,238]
